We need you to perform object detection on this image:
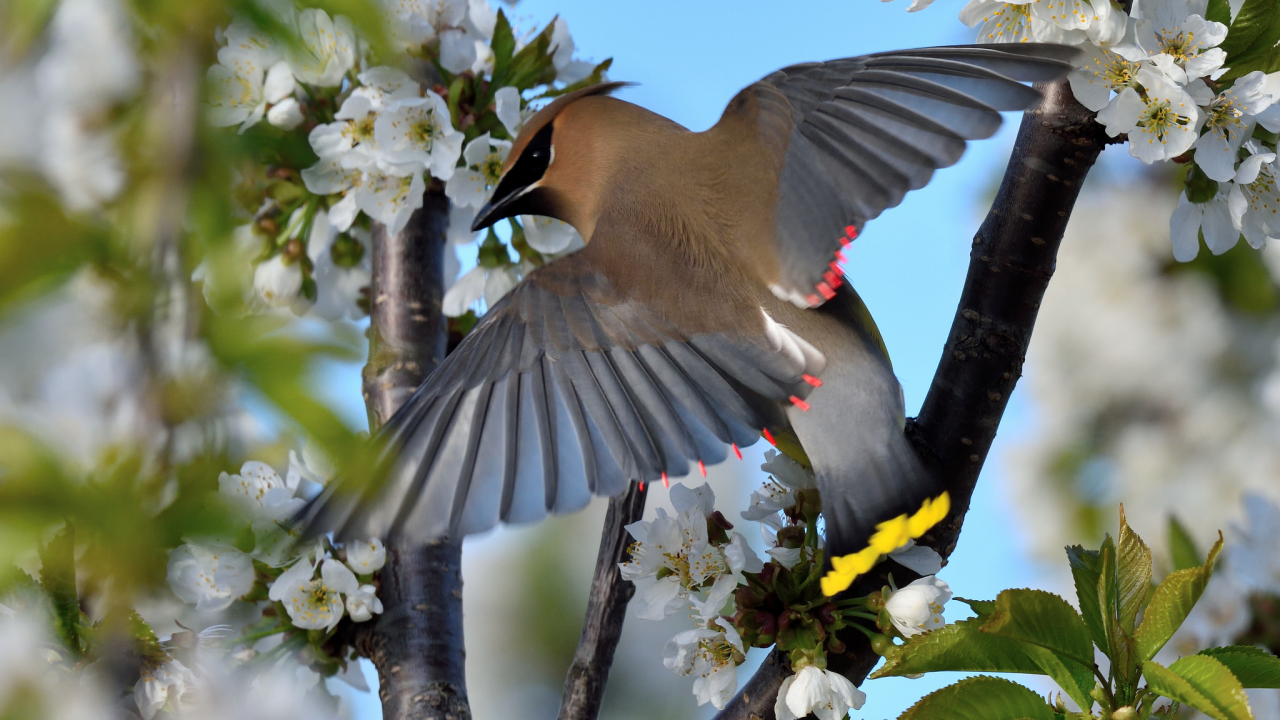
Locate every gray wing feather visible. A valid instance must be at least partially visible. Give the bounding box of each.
[301,270,824,544]
[752,43,1081,305]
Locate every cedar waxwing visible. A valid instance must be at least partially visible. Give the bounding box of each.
[305,43,1081,596]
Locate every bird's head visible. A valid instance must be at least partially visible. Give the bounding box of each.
[470,81,634,241]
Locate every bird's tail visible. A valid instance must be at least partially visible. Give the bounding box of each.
[816,427,948,596]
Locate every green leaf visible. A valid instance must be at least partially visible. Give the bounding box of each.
[899,676,1057,720]
[1169,515,1204,572]
[1220,0,1280,65]
[490,9,516,80]
[871,615,1045,679]
[38,523,82,657]
[1066,545,1109,654]
[980,589,1098,711]
[1201,646,1280,688]
[492,19,557,91]
[1221,45,1280,80]
[957,597,997,618]
[1206,0,1232,25]
[1143,657,1253,720]
[540,58,615,98]
[1135,533,1224,662]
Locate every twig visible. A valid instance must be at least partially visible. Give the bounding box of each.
[709,78,1110,720]
[557,482,648,720]
[357,187,471,720]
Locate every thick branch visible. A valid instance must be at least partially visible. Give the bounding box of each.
[358,187,471,720]
[711,79,1110,720]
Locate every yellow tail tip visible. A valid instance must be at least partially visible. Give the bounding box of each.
[819,492,951,596]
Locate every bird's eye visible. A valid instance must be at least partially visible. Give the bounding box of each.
[530,150,546,159]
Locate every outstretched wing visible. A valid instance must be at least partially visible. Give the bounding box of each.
[730,44,1080,307]
[303,244,825,544]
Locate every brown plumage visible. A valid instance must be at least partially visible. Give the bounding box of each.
[304,43,1081,595]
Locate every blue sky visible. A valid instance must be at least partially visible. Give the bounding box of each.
[326,2,1067,717]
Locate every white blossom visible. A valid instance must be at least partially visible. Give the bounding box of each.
[345,584,384,622]
[1193,72,1275,182]
[442,264,486,316]
[1228,143,1280,249]
[1068,44,1144,113]
[167,542,255,612]
[960,0,1080,44]
[374,93,464,180]
[445,133,511,208]
[1133,0,1227,84]
[447,204,479,245]
[267,97,304,130]
[219,460,305,521]
[522,215,583,255]
[288,440,338,487]
[346,538,387,573]
[136,658,198,720]
[307,214,370,321]
[387,0,467,47]
[271,556,360,631]
[1170,190,1237,260]
[549,18,596,85]
[885,575,952,637]
[887,539,945,575]
[253,255,304,309]
[484,264,520,307]
[1096,68,1201,163]
[742,449,816,521]
[494,86,530,137]
[287,9,357,88]
[357,170,427,235]
[775,666,866,720]
[663,618,744,710]
[767,546,804,569]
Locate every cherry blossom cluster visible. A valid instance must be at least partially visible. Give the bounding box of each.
[622,451,953,717]
[156,450,385,719]
[891,0,1280,266]
[203,0,601,325]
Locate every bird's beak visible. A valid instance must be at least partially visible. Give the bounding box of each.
[470,190,521,232]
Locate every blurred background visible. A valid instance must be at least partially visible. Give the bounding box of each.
[3,0,1280,719]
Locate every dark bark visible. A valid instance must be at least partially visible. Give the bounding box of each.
[557,482,648,720]
[358,187,471,720]
[709,79,1110,720]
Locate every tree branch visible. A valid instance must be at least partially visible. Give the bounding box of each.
[557,482,648,720]
[709,79,1110,720]
[357,187,471,720]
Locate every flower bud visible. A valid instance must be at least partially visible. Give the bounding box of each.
[827,635,846,654]
[816,602,838,627]
[283,237,305,261]
[778,609,792,630]
[755,610,778,638]
[869,633,894,656]
[330,234,365,267]
[709,510,734,531]
[1112,707,1136,720]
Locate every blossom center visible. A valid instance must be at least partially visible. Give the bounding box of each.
[1155,28,1197,63]
[1138,99,1190,140]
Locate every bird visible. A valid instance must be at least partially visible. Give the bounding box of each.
[304,43,1081,596]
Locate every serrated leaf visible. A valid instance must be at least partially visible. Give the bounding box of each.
[1143,657,1253,720]
[1117,507,1152,630]
[541,58,614,98]
[1201,646,1280,688]
[957,597,997,618]
[1206,0,1232,25]
[1221,46,1280,80]
[872,616,1045,679]
[38,523,82,657]
[1067,545,1109,654]
[493,20,557,91]
[1169,515,1203,572]
[1220,0,1280,64]
[899,676,1057,720]
[1135,533,1224,662]
[980,589,1097,711]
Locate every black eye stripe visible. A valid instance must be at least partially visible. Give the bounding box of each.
[489,122,554,207]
